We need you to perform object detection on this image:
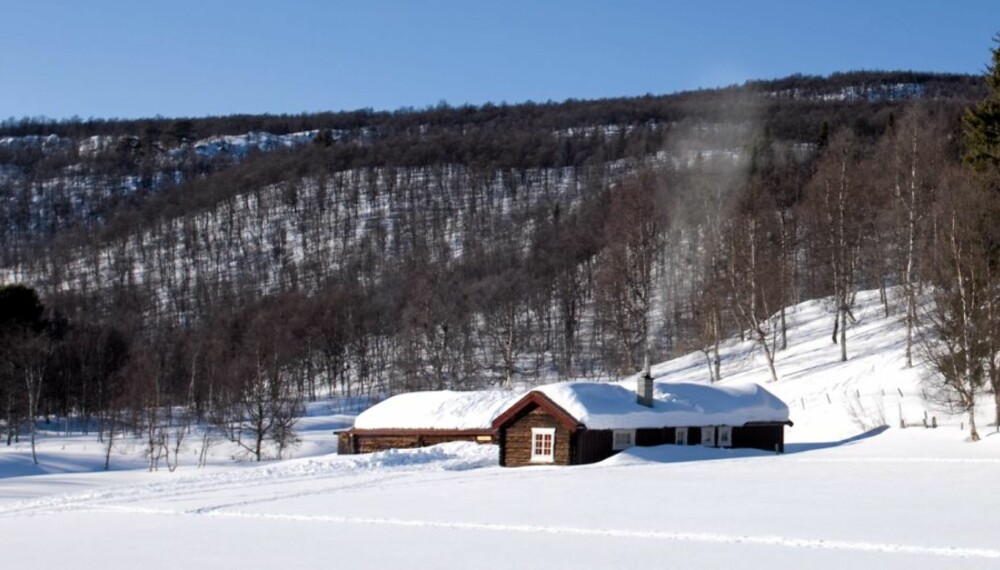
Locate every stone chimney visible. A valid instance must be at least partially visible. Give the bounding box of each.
[637,353,654,407]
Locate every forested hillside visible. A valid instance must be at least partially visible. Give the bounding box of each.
[2,68,999,453]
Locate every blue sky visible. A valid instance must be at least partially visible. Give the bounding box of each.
[2,1,997,120]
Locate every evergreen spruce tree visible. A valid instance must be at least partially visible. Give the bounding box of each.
[963,33,1000,174]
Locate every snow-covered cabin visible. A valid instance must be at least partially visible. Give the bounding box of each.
[337,390,520,454]
[491,380,791,467]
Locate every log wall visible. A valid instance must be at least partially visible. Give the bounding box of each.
[337,430,494,455]
[500,406,574,467]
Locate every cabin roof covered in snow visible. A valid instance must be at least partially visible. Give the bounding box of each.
[354,378,789,432]
[514,380,790,430]
[353,390,521,430]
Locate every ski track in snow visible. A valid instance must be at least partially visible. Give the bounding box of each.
[0,444,500,518]
[88,504,1000,561]
[179,467,511,515]
[6,453,998,519]
[0,469,386,518]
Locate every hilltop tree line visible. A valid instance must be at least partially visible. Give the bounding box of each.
[1,70,981,139]
[2,65,999,460]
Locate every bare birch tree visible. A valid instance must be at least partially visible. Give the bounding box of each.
[920,167,993,441]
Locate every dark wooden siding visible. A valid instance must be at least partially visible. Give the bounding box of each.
[574,427,677,465]
[687,427,702,445]
[732,424,785,452]
[569,424,785,465]
[338,430,493,455]
[635,427,674,446]
[575,429,612,464]
[500,406,574,467]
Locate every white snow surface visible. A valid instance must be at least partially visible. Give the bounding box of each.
[188,130,319,158]
[353,389,520,430]
[535,380,789,429]
[3,433,1000,570]
[4,288,1000,569]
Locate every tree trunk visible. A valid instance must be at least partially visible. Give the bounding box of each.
[880,277,889,318]
[562,293,576,376]
[779,210,789,351]
[29,423,38,465]
[905,287,915,369]
[969,407,980,442]
[780,306,788,351]
[5,393,13,446]
[904,125,918,368]
[104,412,116,470]
[758,329,780,384]
[712,308,722,382]
[840,303,848,362]
[951,214,980,442]
[832,311,839,344]
[26,368,42,466]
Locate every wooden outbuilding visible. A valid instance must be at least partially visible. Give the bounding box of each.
[491,380,791,467]
[337,389,518,455]
[337,428,494,454]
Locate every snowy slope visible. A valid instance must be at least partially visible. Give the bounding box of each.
[648,289,952,442]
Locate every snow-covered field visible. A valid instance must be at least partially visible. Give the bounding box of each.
[3,290,1000,569]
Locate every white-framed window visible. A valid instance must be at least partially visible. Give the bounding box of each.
[612,429,636,450]
[718,426,733,448]
[675,427,688,446]
[531,427,556,463]
[701,426,716,447]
